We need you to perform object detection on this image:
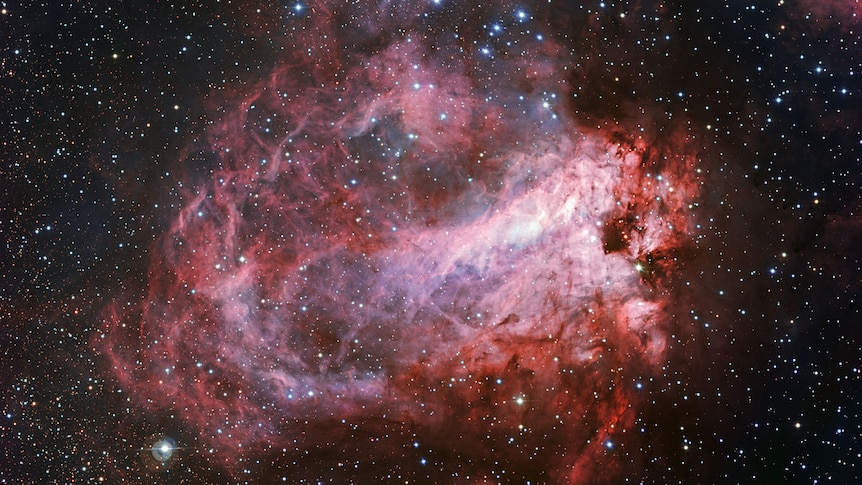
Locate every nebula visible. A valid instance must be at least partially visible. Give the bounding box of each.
[97,2,707,482]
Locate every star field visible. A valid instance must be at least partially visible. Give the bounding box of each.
[2,1,861,484]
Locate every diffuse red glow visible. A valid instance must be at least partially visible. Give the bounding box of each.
[98,15,704,483]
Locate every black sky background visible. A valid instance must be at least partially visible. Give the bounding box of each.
[2,1,861,483]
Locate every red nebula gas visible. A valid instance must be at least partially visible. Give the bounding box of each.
[97,9,704,483]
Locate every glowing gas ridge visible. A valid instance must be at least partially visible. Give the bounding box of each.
[99,29,703,483]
